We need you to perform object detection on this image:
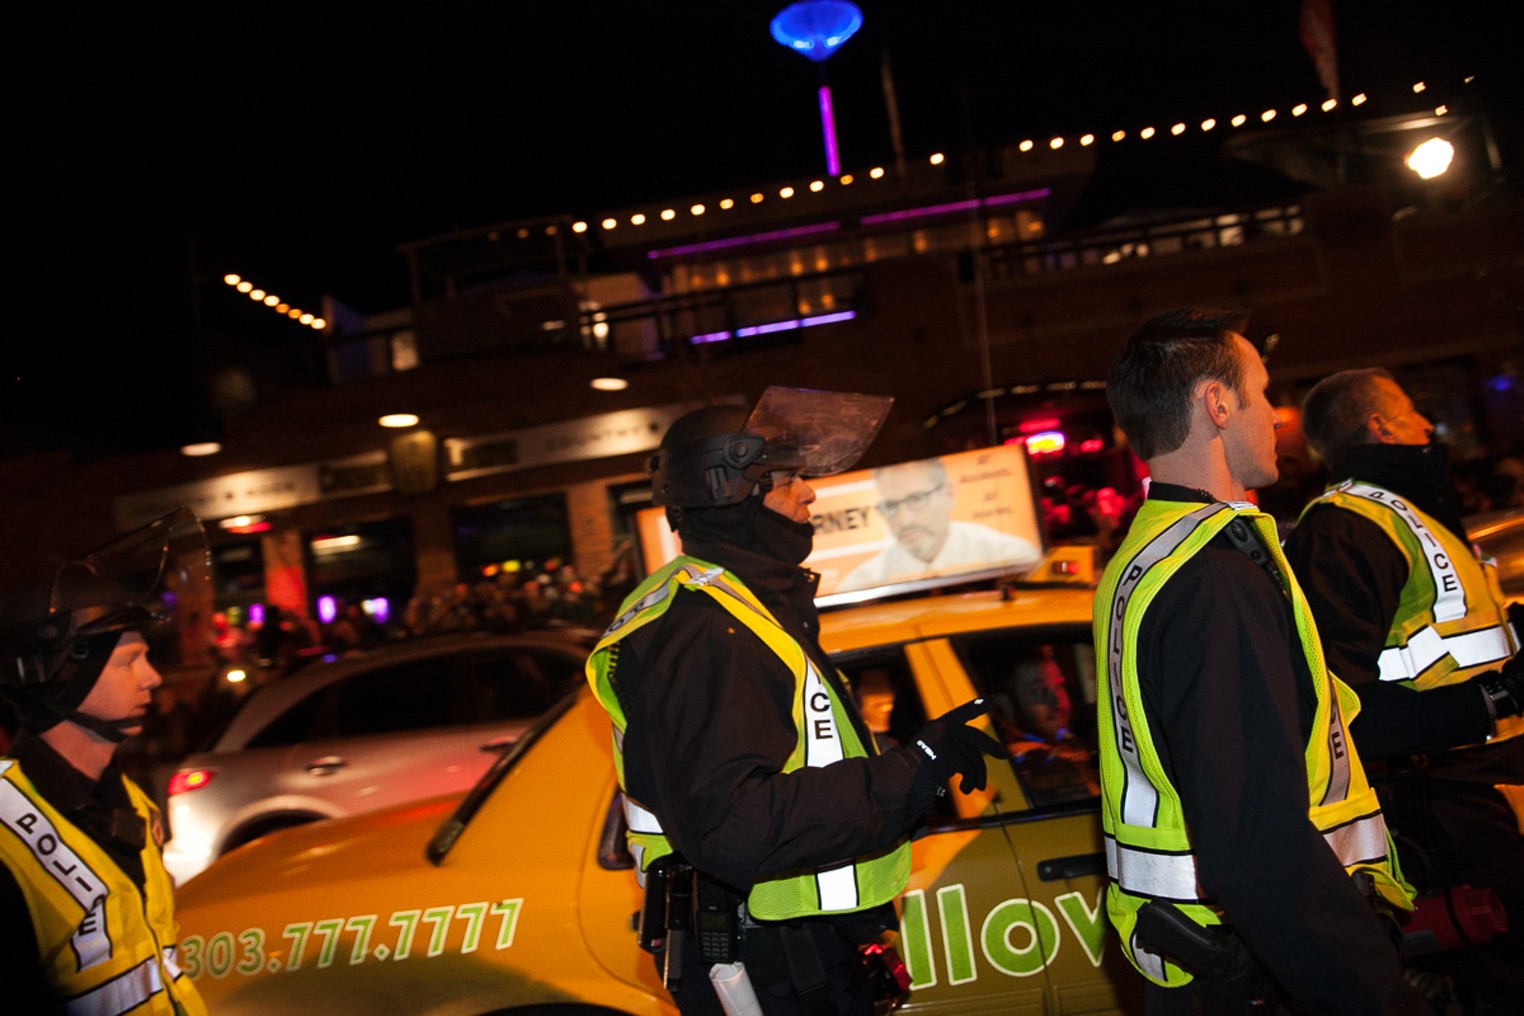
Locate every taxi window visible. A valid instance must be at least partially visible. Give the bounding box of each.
[835,649,927,750]
[469,650,573,721]
[950,626,1101,811]
[310,658,460,737]
[835,647,959,822]
[244,691,324,749]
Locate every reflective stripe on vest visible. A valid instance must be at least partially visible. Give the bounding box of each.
[1379,624,1514,684]
[1105,835,1200,903]
[622,797,662,884]
[0,771,113,969]
[1323,810,1392,867]
[1105,808,1391,903]
[1339,483,1465,621]
[66,951,167,1016]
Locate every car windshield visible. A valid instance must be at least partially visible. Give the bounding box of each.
[425,685,583,865]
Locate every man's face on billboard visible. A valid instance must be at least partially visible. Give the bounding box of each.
[875,462,954,563]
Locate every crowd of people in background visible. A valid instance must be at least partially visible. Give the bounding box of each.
[197,553,640,683]
[400,556,634,639]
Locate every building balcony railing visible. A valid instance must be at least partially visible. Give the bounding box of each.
[322,201,1304,384]
[983,203,1303,279]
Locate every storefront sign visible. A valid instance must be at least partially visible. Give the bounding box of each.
[113,401,725,532]
[444,401,722,481]
[114,466,324,532]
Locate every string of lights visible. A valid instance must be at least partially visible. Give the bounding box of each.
[221,273,328,330]
[220,73,1473,323]
[562,74,1469,235]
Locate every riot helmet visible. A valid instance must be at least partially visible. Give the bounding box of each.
[0,507,208,738]
[650,387,893,519]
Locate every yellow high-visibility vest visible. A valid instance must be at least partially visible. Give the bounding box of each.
[0,759,208,1016]
[587,555,910,920]
[1094,498,1412,987]
[1306,480,1521,743]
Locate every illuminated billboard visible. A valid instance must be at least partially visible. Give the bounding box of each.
[637,444,1043,605]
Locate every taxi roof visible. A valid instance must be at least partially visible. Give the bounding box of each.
[820,582,1095,655]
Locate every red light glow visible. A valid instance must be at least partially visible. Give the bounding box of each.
[1025,431,1067,456]
[168,769,215,796]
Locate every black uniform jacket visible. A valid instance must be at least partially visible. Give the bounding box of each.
[611,511,938,897]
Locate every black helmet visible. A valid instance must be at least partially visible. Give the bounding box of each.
[650,387,893,509]
[0,565,161,691]
[0,508,207,736]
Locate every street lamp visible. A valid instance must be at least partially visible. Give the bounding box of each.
[1405,137,1455,179]
[770,1,863,176]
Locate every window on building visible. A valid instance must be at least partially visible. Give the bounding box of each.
[304,517,418,623]
[211,539,265,607]
[452,493,571,582]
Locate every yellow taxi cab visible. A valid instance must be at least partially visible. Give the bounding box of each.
[174,544,1146,1015]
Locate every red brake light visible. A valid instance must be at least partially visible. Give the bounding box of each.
[168,769,215,796]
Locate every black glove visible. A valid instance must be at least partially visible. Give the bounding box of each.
[910,699,1011,794]
[1479,650,1523,720]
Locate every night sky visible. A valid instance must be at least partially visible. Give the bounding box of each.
[9,2,1517,454]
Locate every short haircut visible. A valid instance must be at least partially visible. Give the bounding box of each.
[1300,368,1395,462]
[1106,308,1252,460]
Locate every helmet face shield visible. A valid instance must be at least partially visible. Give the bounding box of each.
[0,508,210,689]
[68,506,209,638]
[650,388,892,511]
[742,387,894,478]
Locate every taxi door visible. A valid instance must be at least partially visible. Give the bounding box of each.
[859,628,1140,1015]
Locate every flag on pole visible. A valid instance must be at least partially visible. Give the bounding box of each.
[1300,0,1340,100]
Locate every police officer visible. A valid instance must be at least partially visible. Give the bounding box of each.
[1095,310,1425,1014]
[0,509,209,1016]
[587,388,1005,1016]
[1285,367,1523,1007]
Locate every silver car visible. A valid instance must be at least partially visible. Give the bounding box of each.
[1469,509,1524,602]
[162,629,591,884]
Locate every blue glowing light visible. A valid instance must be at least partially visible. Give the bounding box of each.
[769,1,863,63]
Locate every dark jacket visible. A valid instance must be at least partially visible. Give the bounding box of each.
[613,508,937,898]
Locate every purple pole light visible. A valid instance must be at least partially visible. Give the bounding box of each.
[770,2,862,176]
[818,85,840,176]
